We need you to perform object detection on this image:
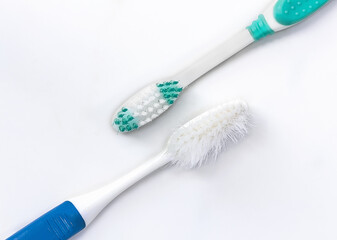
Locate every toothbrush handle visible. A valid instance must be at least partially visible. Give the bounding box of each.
[247,0,329,40]
[6,201,86,240]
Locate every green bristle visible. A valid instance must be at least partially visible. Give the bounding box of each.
[113,107,140,132]
[156,80,183,105]
[114,119,121,125]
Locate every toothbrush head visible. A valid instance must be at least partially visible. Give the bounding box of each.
[166,100,250,169]
[112,81,184,133]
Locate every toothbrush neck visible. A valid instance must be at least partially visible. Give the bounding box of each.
[175,29,254,87]
[102,151,170,199]
[69,151,170,226]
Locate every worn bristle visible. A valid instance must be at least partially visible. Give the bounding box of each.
[166,100,250,168]
[112,81,184,132]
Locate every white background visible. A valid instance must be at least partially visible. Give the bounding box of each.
[1,0,337,239]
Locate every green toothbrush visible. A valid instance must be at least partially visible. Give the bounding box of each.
[112,0,329,133]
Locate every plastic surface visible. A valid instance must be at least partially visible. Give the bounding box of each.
[7,201,86,240]
[274,0,328,25]
[247,14,275,40]
[175,29,254,86]
[70,151,169,226]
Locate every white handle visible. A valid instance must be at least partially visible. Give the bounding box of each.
[69,151,170,226]
[174,29,254,87]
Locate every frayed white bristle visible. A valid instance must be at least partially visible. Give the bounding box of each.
[166,100,250,169]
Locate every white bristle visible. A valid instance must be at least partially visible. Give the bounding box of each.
[112,81,184,132]
[166,100,250,168]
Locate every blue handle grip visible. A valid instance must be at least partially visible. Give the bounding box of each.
[7,201,86,240]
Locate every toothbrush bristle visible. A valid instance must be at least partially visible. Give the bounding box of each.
[112,81,183,133]
[167,100,250,168]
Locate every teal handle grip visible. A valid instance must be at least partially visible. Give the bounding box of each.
[7,201,86,240]
[274,0,329,25]
[247,0,328,41]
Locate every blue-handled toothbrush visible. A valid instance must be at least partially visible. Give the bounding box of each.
[112,0,329,133]
[7,100,250,240]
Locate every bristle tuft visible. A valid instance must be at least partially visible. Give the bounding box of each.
[112,81,183,132]
[167,100,250,168]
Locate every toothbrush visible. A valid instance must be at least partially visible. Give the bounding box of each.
[112,0,329,133]
[7,100,250,240]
